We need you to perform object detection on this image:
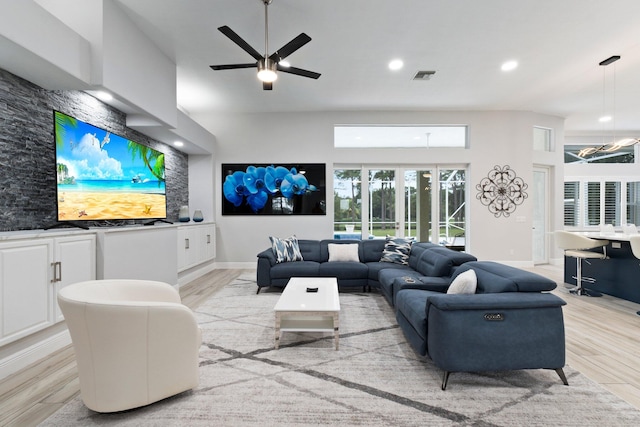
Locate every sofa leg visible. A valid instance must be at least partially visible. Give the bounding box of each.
[555,368,569,385]
[256,287,261,294]
[441,371,450,390]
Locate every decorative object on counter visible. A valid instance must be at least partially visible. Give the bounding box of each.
[178,206,190,222]
[193,210,204,222]
[476,165,528,218]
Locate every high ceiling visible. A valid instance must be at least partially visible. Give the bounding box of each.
[76,1,640,133]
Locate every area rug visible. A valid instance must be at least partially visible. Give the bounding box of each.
[40,273,640,426]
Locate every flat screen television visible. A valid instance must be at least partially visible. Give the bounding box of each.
[53,110,167,225]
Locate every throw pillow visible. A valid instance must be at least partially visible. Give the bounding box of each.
[328,243,360,262]
[269,235,303,263]
[446,269,477,294]
[380,235,414,265]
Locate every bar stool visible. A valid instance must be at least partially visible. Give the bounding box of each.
[628,235,640,316]
[554,230,609,296]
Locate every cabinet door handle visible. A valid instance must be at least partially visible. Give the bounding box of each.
[50,261,62,283]
[185,238,190,249]
[207,234,211,244]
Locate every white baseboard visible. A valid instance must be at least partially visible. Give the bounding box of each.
[178,261,217,287]
[0,330,71,380]
[214,261,256,269]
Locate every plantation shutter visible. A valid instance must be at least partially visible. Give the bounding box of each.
[585,182,600,226]
[564,181,579,226]
[604,181,621,226]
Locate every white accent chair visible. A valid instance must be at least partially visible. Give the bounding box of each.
[58,280,201,413]
[622,224,638,235]
[554,231,609,296]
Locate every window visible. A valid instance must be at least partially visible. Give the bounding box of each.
[604,181,621,226]
[564,145,635,164]
[333,169,362,234]
[565,179,637,228]
[533,127,552,151]
[564,181,579,226]
[438,169,466,245]
[627,182,640,225]
[334,126,467,148]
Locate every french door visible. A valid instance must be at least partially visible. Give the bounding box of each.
[335,166,467,247]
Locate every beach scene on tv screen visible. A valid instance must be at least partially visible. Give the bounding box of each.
[54,111,167,221]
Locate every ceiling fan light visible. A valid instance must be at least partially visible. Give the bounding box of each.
[258,69,278,82]
[258,58,278,82]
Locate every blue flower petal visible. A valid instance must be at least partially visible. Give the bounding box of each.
[247,191,268,212]
[223,173,245,206]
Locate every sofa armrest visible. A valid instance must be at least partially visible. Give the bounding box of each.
[426,292,567,374]
[400,277,451,293]
[257,248,276,266]
[427,292,566,311]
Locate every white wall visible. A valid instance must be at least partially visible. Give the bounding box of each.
[194,110,565,266]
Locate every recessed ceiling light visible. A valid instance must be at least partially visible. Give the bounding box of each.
[174,141,184,147]
[96,91,113,101]
[599,115,612,123]
[389,59,404,71]
[501,60,518,72]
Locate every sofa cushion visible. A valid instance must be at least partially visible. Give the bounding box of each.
[328,243,360,262]
[360,239,387,263]
[394,289,439,342]
[446,269,477,294]
[407,242,438,270]
[380,236,414,265]
[270,261,320,280]
[319,261,369,280]
[297,240,321,262]
[269,235,303,263]
[452,261,557,293]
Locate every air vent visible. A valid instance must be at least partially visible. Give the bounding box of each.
[413,70,436,81]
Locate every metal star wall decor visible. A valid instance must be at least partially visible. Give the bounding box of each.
[476,165,528,218]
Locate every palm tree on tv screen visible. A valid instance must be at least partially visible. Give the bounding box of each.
[127,142,165,186]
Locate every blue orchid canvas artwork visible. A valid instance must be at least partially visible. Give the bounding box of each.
[221,163,326,215]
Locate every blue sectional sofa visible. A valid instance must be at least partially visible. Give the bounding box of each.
[394,261,568,389]
[257,239,568,390]
[256,239,473,293]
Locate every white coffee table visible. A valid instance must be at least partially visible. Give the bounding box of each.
[273,277,340,350]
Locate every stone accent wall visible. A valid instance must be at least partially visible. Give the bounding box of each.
[0,68,188,231]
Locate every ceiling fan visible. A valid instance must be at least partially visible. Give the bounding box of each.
[209,0,320,90]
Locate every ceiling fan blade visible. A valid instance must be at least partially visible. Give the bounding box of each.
[263,82,273,91]
[269,33,312,62]
[210,63,257,70]
[218,26,263,61]
[277,65,321,79]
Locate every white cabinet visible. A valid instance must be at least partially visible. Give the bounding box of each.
[97,227,177,285]
[0,234,96,346]
[53,235,96,322]
[177,223,216,272]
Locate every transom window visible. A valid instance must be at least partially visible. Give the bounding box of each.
[334,126,468,148]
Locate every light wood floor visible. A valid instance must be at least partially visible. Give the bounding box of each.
[1,266,639,426]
